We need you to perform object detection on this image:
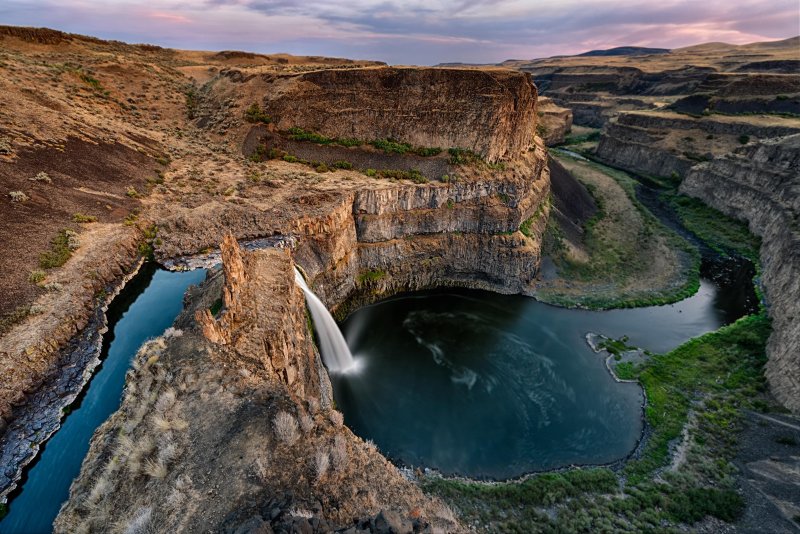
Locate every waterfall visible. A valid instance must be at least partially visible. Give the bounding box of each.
[294,268,357,373]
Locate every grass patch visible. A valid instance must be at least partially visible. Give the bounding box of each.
[563,130,601,146]
[663,193,761,262]
[598,335,633,356]
[624,313,770,483]
[356,269,387,285]
[541,154,701,309]
[39,229,77,269]
[73,212,97,223]
[0,305,37,336]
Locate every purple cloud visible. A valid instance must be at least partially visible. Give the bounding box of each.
[0,0,796,64]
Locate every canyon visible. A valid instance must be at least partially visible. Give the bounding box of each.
[516,37,800,415]
[0,23,798,533]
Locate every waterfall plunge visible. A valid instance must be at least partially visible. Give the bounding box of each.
[294,268,358,374]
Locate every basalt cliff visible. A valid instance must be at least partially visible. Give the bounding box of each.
[680,135,800,412]
[55,64,550,531]
[0,26,551,531]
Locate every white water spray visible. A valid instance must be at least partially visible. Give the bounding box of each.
[294,268,357,373]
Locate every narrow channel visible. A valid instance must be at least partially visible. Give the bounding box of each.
[0,264,206,533]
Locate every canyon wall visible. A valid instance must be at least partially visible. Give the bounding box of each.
[596,111,800,178]
[537,97,573,145]
[245,67,538,162]
[55,64,551,531]
[681,134,800,413]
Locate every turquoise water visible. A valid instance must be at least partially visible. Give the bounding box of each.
[0,265,206,534]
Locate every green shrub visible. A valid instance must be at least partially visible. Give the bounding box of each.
[244,103,272,124]
[80,73,102,91]
[126,186,140,198]
[378,169,427,183]
[371,138,412,154]
[288,127,333,144]
[414,146,442,157]
[185,88,198,119]
[282,154,299,163]
[338,138,362,147]
[332,160,353,170]
[738,135,750,145]
[73,213,97,223]
[29,270,46,284]
[448,147,480,165]
[365,169,377,177]
[39,229,79,269]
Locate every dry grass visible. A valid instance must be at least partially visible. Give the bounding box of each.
[314,449,329,482]
[30,171,52,183]
[329,410,344,427]
[273,411,300,445]
[331,434,349,472]
[121,507,153,534]
[299,413,314,434]
[9,190,29,202]
[144,458,168,479]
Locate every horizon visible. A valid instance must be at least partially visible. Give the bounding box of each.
[1,0,798,65]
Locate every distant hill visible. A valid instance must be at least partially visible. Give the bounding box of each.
[578,46,670,57]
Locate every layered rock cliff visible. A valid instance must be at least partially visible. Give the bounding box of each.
[56,241,458,532]
[537,97,573,145]
[55,64,551,531]
[596,111,800,178]
[681,134,800,412]
[221,67,538,163]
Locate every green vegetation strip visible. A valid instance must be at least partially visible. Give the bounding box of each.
[286,127,442,157]
[423,312,772,532]
[663,192,761,263]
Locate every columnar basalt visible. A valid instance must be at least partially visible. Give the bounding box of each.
[681,134,800,413]
[238,67,539,162]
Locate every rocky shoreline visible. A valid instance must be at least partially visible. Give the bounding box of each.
[0,257,143,504]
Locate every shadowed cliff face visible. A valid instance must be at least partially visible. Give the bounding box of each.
[248,67,538,162]
[681,135,800,413]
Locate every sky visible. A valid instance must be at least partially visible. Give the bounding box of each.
[1,0,798,64]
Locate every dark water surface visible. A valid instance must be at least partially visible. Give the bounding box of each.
[0,265,206,534]
[332,261,757,479]
[0,247,758,531]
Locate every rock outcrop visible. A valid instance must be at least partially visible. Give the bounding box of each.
[596,111,800,178]
[680,134,800,412]
[537,97,573,145]
[195,235,329,402]
[239,67,539,162]
[55,243,458,532]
